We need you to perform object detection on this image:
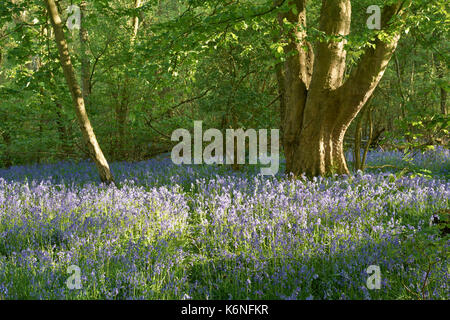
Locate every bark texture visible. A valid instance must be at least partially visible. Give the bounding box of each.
[278,0,407,177]
[45,0,114,183]
[79,1,91,106]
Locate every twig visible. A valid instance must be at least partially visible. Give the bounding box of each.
[89,37,113,91]
[245,94,282,124]
[144,117,171,140]
[421,260,436,300]
[401,282,421,299]
[364,164,400,169]
[165,87,213,115]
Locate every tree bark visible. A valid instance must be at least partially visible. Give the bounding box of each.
[0,130,12,168]
[277,0,313,173]
[434,53,448,116]
[131,0,142,44]
[79,1,91,107]
[278,0,407,177]
[44,0,114,184]
[354,108,363,171]
[55,102,73,159]
[361,106,373,170]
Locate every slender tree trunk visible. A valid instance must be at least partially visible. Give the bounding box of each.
[361,106,373,170]
[131,0,142,44]
[354,109,363,171]
[440,83,448,116]
[1,130,12,168]
[114,0,142,160]
[55,102,73,159]
[370,127,385,149]
[44,0,114,183]
[277,0,313,173]
[394,53,407,120]
[79,1,91,107]
[116,85,130,159]
[434,55,448,116]
[431,32,448,116]
[440,78,448,116]
[278,1,406,177]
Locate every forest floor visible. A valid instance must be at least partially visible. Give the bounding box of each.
[0,148,448,299]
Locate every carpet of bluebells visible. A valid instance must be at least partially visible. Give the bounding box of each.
[0,148,448,300]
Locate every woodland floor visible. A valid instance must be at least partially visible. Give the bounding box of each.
[0,148,448,299]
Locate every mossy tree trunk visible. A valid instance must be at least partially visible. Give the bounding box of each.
[45,0,114,184]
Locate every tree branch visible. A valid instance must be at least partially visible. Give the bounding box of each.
[337,1,408,126]
[164,87,213,116]
[310,0,351,90]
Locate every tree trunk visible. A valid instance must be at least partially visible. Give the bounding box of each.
[45,0,114,184]
[278,1,406,177]
[113,0,142,160]
[440,79,448,116]
[434,55,448,116]
[131,0,142,44]
[276,62,286,149]
[354,108,363,171]
[1,130,12,168]
[116,87,129,160]
[79,1,91,107]
[361,106,373,170]
[55,102,73,159]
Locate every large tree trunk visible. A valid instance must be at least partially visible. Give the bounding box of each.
[440,75,448,116]
[45,0,114,184]
[361,106,373,169]
[278,0,406,177]
[277,0,313,173]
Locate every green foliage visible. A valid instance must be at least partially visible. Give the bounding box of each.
[0,0,448,167]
